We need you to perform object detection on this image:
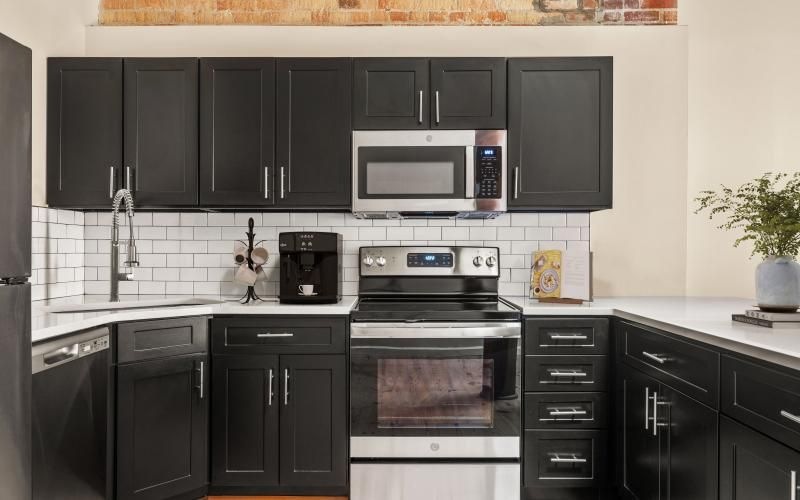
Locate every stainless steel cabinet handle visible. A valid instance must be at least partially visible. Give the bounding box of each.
[418,90,423,124]
[548,369,587,378]
[513,166,520,200]
[195,361,204,400]
[435,90,441,124]
[547,407,587,417]
[125,166,134,192]
[257,332,294,338]
[284,368,290,406]
[550,334,589,341]
[549,453,587,464]
[109,166,116,198]
[280,166,286,199]
[781,410,800,425]
[791,470,797,500]
[264,166,269,199]
[267,368,274,406]
[652,390,659,436]
[645,386,651,431]
[642,351,668,364]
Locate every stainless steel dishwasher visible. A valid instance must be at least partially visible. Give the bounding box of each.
[32,327,112,500]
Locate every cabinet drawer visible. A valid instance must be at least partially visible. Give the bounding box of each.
[524,430,607,488]
[525,356,608,392]
[212,317,347,354]
[525,393,608,430]
[722,355,800,451]
[525,318,609,355]
[117,316,208,363]
[619,321,719,408]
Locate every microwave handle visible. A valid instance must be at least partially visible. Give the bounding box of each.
[465,146,475,199]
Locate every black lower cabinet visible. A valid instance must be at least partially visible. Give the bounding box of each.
[211,355,279,488]
[116,353,208,500]
[720,416,800,500]
[618,364,717,500]
[210,353,347,495]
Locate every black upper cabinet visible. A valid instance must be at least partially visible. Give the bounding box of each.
[353,58,430,129]
[116,353,208,500]
[123,58,198,207]
[276,59,351,208]
[47,58,123,208]
[430,58,506,129]
[279,355,347,488]
[199,58,275,207]
[508,57,613,211]
[720,416,800,500]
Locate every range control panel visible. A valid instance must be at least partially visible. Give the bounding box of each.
[475,146,502,199]
[360,246,499,277]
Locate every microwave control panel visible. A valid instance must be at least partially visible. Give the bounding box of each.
[475,146,502,199]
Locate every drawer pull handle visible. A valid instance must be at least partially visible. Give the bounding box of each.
[642,351,668,364]
[791,470,797,500]
[549,453,587,464]
[257,332,294,338]
[781,410,800,425]
[547,407,588,417]
[550,334,589,340]
[548,369,587,378]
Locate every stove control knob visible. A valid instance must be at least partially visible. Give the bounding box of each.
[362,256,374,267]
[486,256,497,267]
[376,256,387,267]
[473,256,484,267]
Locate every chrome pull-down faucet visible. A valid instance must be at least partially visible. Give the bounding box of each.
[110,188,139,302]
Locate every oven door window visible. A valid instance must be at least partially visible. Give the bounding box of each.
[357,146,466,199]
[350,337,520,438]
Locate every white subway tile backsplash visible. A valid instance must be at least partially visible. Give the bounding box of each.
[152,213,180,226]
[415,227,443,240]
[553,227,582,241]
[539,213,567,227]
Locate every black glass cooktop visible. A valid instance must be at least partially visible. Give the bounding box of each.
[351,297,521,322]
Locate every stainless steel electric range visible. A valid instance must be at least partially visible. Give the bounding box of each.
[349,246,522,500]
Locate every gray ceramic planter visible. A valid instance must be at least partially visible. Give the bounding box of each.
[756,256,800,312]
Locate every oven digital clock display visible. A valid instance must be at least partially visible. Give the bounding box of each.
[407,253,454,267]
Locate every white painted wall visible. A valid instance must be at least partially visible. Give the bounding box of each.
[682,1,800,298]
[82,25,690,297]
[0,0,96,206]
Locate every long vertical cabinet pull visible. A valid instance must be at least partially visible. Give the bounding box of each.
[264,167,270,199]
[109,166,116,198]
[418,90,424,124]
[652,390,659,436]
[435,91,441,124]
[267,368,274,406]
[792,470,797,500]
[284,368,290,406]
[195,361,204,399]
[280,167,286,199]
[513,167,520,200]
[125,166,134,193]
[645,387,650,431]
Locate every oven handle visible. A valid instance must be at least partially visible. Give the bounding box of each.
[351,322,521,339]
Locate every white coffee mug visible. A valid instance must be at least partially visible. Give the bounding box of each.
[298,284,315,296]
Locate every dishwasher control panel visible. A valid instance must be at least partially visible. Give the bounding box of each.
[79,335,109,356]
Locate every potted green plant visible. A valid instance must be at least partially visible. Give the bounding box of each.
[695,172,800,312]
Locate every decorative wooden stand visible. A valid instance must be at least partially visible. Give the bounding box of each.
[239,217,266,304]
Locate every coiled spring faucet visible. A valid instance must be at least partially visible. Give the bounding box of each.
[110,188,139,302]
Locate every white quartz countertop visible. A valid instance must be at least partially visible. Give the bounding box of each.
[32,295,358,343]
[505,296,800,370]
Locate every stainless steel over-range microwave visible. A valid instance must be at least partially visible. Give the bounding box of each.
[352,130,507,219]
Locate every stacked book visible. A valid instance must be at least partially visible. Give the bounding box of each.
[732,310,800,329]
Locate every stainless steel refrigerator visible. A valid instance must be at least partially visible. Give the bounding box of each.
[0,31,32,500]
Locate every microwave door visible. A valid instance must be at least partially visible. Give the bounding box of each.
[465,146,475,199]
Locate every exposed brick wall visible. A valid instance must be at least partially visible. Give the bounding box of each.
[98,0,678,26]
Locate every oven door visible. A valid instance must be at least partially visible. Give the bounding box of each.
[350,322,521,459]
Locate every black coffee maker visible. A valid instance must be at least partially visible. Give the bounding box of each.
[278,232,342,304]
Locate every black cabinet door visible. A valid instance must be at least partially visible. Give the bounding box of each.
[116,354,208,500]
[508,57,613,211]
[47,58,122,208]
[720,416,800,500]
[658,384,718,500]
[619,366,660,500]
[430,58,506,129]
[200,58,275,206]
[276,58,351,208]
[353,58,429,129]
[123,58,198,207]
[279,355,347,488]
[211,355,279,488]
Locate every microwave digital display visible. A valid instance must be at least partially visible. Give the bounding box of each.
[407,253,454,268]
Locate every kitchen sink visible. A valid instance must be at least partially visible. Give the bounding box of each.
[41,297,223,314]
